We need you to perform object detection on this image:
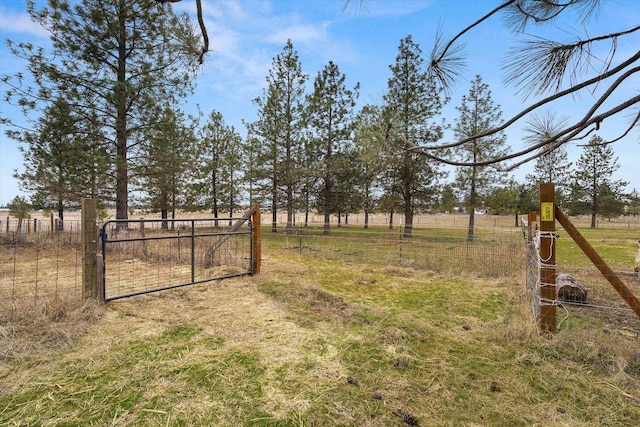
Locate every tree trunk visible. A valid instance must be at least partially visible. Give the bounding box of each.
[467,209,475,242]
[161,190,169,230]
[404,203,413,238]
[271,173,277,233]
[115,0,128,226]
[271,204,277,233]
[57,198,64,231]
[286,186,293,235]
[161,208,168,230]
[323,176,331,235]
[467,155,477,242]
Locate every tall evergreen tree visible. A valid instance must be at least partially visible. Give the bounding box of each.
[218,131,245,226]
[249,40,308,233]
[4,0,199,222]
[138,105,195,229]
[572,134,628,228]
[452,75,509,241]
[523,111,573,207]
[353,104,387,229]
[383,35,445,237]
[307,61,359,235]
[438,183,457,214]
[190,110,242,226]
[7,196,31,233]
[11,97,110,225]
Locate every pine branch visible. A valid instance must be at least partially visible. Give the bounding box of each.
[503,25,640,98]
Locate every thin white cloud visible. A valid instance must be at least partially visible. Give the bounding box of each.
[0,7,49,38]
[343,0,436,17]
[267,22,328,45]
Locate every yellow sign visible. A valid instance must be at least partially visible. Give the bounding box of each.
[540,202,554,222]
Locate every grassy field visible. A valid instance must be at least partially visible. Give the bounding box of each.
[1,219,639,426]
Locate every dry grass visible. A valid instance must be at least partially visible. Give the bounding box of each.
[1,218,639,426]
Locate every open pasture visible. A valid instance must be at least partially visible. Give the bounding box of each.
[1,215,639,425]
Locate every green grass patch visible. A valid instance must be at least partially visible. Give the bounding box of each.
[1,222,638,426]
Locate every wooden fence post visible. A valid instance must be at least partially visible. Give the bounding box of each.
[252,203,261,275]
[527,211,536,243]
[539,183,556,334]
[82,199,98,299]
[556,205,640,319]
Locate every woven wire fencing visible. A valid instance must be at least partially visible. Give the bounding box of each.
[555,247,640,331]
[522,219,540,323]
[265,224,525,278]
[0,220,83,320]
[521,217,640,330]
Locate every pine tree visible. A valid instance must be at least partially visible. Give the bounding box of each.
[249,40,308,233]
[307,61,359,235]
[438,184,457,214]
[218,130,244,226]
[452,75,508,241]
[7,196,31,234]
[523,111,573,207]
[190,111,242,227]
[383,35,445,237]
[4,0,199,222]
[138,105,195,229]
[421,1,639,171]
[11,97,110,226]
[353,104,387,228]
[572,134,628,228]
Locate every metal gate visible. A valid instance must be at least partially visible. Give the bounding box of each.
[99,216,254,301]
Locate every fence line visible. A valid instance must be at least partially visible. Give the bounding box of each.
[521,215,640,331]
[3,211,638,328]
[0,235,83,320]
[521,217,540,323]
[268,225,525,278]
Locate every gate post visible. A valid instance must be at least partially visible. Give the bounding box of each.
[82,199,99,299]
[539,184,556,334]
[252,203,261,275]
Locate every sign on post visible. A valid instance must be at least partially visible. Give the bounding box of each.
[539,184,556,334]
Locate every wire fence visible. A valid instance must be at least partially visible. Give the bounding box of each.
[522,218,540,323]
[522,217,640,331]
[266,225,525,277]
[0,225,83,321]
[2,212,638,330]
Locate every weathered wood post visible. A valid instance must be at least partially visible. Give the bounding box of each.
[252,203,261,275]
[539,183,556,334]
[82,199,99,299]
[527,211,536,243]
[556,206,640,319]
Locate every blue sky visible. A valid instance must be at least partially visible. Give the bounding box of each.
[1,0,639,206]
